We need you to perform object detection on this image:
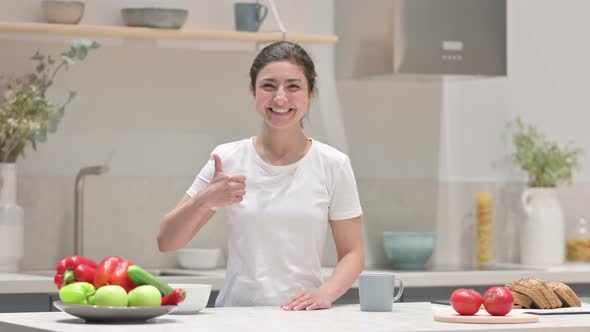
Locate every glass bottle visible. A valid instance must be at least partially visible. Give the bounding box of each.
[566,218,590,262]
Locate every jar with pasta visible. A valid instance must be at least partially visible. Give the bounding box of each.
[476,192,494,266]
[567,217,590,262]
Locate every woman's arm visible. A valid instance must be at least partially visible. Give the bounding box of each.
[157,154,246,252]
[320,216,365,301]
[157,193,216,252]
[282,216,364,310]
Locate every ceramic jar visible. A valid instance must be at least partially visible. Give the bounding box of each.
[520,187,565,266]
[0,163,24,272]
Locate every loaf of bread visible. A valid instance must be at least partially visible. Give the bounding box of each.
[508,278,581,309]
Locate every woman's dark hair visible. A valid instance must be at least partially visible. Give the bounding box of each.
[249,41,317,93]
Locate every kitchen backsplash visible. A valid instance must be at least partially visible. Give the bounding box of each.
[19,175,438,270]
[24,174,590,271]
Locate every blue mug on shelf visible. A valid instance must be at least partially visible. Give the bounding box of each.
[234,2,268,32]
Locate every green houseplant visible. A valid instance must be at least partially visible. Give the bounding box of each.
[0,40,99,272]
[511,117,583,187]
[0,39,100,163]
[510,117,584,266]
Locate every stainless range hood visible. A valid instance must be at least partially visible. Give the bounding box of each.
[335,0,506,79]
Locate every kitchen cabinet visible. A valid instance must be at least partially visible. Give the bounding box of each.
[204,290,362,307]
[0,294,51,313]
[0,22,337,44]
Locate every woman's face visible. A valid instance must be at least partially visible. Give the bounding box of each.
[251,60,312,130]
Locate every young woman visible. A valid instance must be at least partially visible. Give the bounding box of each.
[158,41,364,310]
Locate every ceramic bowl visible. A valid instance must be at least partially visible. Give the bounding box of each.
[177,248,223,270]
[42,0,85,24]
[121,7,189,29]
[168,284,212,314]
[383,232,436,270]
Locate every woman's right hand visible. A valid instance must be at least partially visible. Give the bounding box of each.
[202,153,246,209]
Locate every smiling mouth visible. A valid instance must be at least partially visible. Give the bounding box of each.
[268,108,294,115]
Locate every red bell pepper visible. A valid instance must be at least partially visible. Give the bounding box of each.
[162,288,186,305]
[54,255,98,289]
[93,256,137,292]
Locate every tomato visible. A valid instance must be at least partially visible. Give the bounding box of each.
[450,288,483,315]
[483,286,514,316]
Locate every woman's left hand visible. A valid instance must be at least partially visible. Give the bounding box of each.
[281,289,334,311]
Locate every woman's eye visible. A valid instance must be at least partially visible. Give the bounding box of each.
[288,85,301,90]
[261,84,275,89]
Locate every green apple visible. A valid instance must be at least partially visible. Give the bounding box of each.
[127,285,162,307]
[93,285,128,307]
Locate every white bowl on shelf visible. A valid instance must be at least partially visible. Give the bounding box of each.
[177,248,223,270]
[121,7,189,29]
[42,0,85,24]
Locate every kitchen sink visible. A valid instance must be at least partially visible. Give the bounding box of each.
[147,269,206,277]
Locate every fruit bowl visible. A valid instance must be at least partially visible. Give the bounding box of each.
[53,301,176,322]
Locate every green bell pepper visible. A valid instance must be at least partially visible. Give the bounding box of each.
[59,282,96,305]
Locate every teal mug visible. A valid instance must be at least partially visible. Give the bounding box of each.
[234,2,268,32]
[359,272,404,312]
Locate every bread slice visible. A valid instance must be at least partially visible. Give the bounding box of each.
[510,278,562,309]
[510,278,549,309]
[527,278,562,308]
[546,282,582,307]
[511,290,533,309]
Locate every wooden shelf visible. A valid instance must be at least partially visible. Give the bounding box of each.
[0,22,338,44]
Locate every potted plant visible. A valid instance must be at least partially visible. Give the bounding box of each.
[0,40,99,272]
[0,40,99,163]
[511,117,583,266]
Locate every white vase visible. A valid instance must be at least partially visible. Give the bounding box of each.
[520,187,565,266]
[0,163,24,272]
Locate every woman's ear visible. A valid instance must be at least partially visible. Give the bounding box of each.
[309,87,316,100]
[249,84,255,97]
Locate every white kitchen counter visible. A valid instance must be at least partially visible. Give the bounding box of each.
[1,302,589,332]
[2,263,590,294]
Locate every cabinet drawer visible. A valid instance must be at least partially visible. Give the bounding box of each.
[0,294,51,312]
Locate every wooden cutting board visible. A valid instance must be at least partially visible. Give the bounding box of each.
[433,312,539,324]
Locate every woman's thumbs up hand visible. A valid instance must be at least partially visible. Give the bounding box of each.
[203,153,246,210]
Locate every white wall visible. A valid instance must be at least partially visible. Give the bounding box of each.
[434,0,590,266]
[440,0,590,182]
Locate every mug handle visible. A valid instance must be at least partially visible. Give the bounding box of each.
[258,4,268,23]
[392,278,404,302]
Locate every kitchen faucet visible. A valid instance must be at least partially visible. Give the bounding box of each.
[74,165,109,256]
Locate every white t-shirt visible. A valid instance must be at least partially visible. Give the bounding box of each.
[186,138,363,307]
